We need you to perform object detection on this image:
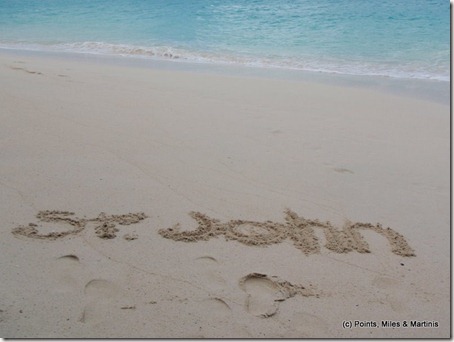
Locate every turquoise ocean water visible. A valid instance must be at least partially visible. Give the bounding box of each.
[0,0,449,81]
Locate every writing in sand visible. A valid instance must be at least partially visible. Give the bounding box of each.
[11,209,415,257]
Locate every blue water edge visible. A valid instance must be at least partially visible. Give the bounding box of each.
[0,0,449,99]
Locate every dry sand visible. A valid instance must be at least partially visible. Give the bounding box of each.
[0,51,449,338]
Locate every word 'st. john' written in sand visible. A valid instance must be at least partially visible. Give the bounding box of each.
[12,209,415,257]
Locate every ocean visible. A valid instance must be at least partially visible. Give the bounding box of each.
[0,0,449,82]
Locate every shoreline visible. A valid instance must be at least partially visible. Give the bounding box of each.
[0,47,449,106]
[0,50,449,338]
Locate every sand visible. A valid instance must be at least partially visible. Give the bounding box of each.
[0,50,449,338]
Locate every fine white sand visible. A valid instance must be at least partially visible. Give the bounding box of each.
[0,51,449,338]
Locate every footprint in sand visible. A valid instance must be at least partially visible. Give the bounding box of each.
[9,65,43,75]
[194,256,227,292]
[239,273,316,318]
[240,274,282,317]
[79,279,124,324]
[195,256,219,264]
[53,254,84,293]
[58,254,80,263]
[196,297,253,338]
[84,279,120,297]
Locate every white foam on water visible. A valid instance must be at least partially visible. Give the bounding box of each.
[0,40,448,82]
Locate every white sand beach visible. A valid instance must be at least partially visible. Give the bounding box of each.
[0,51,449,338]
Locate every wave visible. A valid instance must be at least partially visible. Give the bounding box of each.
[0,41,448,82]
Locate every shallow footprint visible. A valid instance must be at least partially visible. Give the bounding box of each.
[195,256,218,265]
[194,256,226,292]
[54,254,83,293]
[80,279,123,324]
[195,298,252,338]
[239,273,315,318]
[84,279,120,297]
[241,275,280,317]
[57,254,81,265]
